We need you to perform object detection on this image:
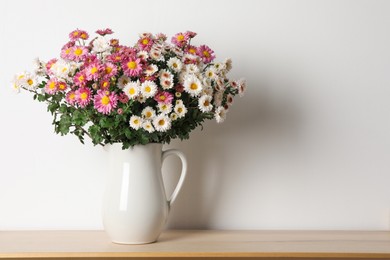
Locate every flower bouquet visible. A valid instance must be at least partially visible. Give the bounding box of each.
[12,29,246,149]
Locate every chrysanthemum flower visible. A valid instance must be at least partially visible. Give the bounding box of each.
[107,53,124,63]
[93,90,118,114]
[154,91,174,104]
[70,46,88,61]
[185,64,200,74]
[137,51,149,60]
[145,64,158,76]
[73,72,87,87]
[198,95,213,113]
[50,59,71,79]
[92,36,111,53]
[117,75,130,89]
[170,113,178,121]
[160,78,174,90]
[129,115,143,130]
[183,75,202,97]
[69,29,89,41]
[123,81,140,99]
[45,58,57,73]
[76,88,92,107]
[237,78,247,97]
[85,62,101,81]
[140,80,157,98]
[185,31,197,39]
[66,91,77,106]
[153,114,171,132]
[23,73,39,90]
[167,57,183,73]
[158,103,173,115]
[122,58,143,77]
[103,62,118,78]
[142,121,155,133]
[138,36,154,51]
[118,92,129,103]
[149,49,163,61]
[44,79,58,94]
[141,106,156,120]
[171,32,189,47]
[96,28,113,36]
[204,67,217,80]
[100,80,110,89]
[60,44,73,60]
[197,45,215,64]
[215,106,227,123]
[155,33,167,41]
[174,103,187,118]
[57,81,68,91]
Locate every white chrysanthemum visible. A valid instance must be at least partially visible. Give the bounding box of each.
[117,75,131,89]
[150,49,164,61]
[145,64,158,76]
[153,114,171,132]
[174,103,187,118]
[50,59,70,79]
[205,67,217,80]
[129,115,143,130]
[224,58,233,72]
[170,113,178,121]
[24,73,40,90]
[92,36,112,53]
[214,62,226,72]
[137,95,146,103]
[215,106,227,123]
[158,103,173,115]
[185,64,200,74]
[137,50,149,60]
[12,72,26,93]
[167,57,183,73]
[141,106,156,120]
[123,81,140,99]
[160,77,174,90]
[160,69,173,79]
[140,80,158,98]
[175,99,183,106]
[183,75,202,97]
[33,57,46,76]
[142,121,155,133]
[198,95,213,113]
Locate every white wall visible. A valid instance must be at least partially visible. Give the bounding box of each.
[1,0,390,230]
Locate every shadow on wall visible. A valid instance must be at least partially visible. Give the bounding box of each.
[164,75,305,229]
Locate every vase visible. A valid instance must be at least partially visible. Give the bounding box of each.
[102,143,187,244]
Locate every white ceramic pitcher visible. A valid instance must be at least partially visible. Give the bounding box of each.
[102,143,187,244]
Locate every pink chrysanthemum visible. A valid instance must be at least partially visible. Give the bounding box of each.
[69,29,89,41]
[107,53,123,63]
[118,92,129,103]
[185,31,197,38]
[93,90,118,114]
[103,62,118,78]
[96,28,113,36]
[196,45,215,64]
[45,58,57,73]
[122,58,143,77]
[76,88,92,108]
[185,45,198,55]
[66,91,77,106]
[138,36,154,51]
[171,32,189,48]
[82,54,98,67]
[60,42,75,60]
[73,72,87,87]
[100,79,110,89]
[69,46,89,62]
[44,79,58,94]
[154,91,174,104]
[85,62,101,81]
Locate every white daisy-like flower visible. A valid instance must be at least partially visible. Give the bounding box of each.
[33,57,46,76]
[198,95,213,113]
[140,80,158,98]
[137,50,149,60]
[137,95,147,103]
[175,99,183,106]
[141,106,156,120]
[123,81,140,99]
[224,58,233,72]
[214,62,226,72]
[185,64,200,74]
[215,106,227,123]
[170,113,178,121]
[117,75,131,89]
[174,103,187,118]
[205,67,217,80]
[92,36,112,53]
[145,64,158,76]
[50,59,71,79]
[167,57,183,73]
[12,72,26,93]
[175,92,182,98]
[158,103,173,114]
[183,75,202,97]
[153,114,171,132]
[160,77,174,90]
[142,121,155,133]
[160,69,172,79]
[150,49,164,61]
[24,73,40,90]
[129,115,143,130]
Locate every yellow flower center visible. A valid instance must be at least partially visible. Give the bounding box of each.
[142,38,149,45]
[161,105,167,110]
[203,51,210,57]
[102,81,109,88]
[49,82,56,89]
[27,79,34,86]
[145,86,151,93]
[189,48,196,54]
[122,79,128,85]
[101,96,110,105]
[62,67,68,73]
[90,67,98,74]
[177,107,183,113]
[74,48,83,56]
[173,63,178,68]
[177,35,184,41]
[204,100,210,106]
[159,95,166,101]
[66,48,71,54]
[127,61,137,70]
[129,88,135,95]
[146,111,152,118]
[105,66,113,74]
[78,75,84,82]
[59,83,66,90]
[80,92,88,100]
[73,31,79,36]
[190,83,198,90]
[80,33,87,39]
[134,119,139,125]
[158,119,165,126]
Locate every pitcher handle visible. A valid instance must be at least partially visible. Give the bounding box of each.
[162,149,187,208]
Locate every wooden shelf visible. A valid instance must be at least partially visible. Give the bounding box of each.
[1,230,390,259]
